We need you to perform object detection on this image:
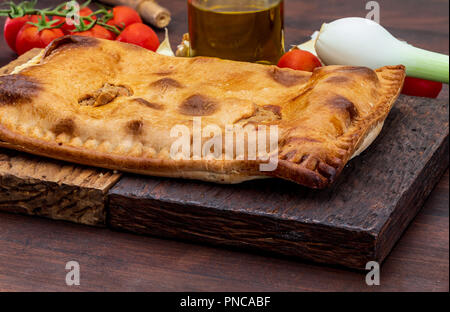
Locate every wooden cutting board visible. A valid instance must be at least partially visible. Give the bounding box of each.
[0,148,121,226]
[107,96,449,269]
[0,52,448,268]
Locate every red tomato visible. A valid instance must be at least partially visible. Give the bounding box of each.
[71,25,116,40]
[277,49,322,72]
[4,16,30,52]
[15,24,64,55]
[401,77,443,98]
[53,7,96,34]
[107,6,142,30]
[116,23,159,51]
[3,15,43,53]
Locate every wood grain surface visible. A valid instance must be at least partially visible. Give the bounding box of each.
[0,0,448,291]
[0,148,121,226]
[0,170,448,291]
[108,95,448,269]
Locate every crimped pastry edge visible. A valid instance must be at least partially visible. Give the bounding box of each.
[274,65,405,188]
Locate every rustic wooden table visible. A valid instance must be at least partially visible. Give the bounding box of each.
[0,0,448,291]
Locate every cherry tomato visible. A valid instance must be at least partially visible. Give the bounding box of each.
[277,48,322,72]
[107,6,142,30]
[4,16,30,52]
[116,23,159,52]
[53,7,96,34]
[401,76,443,98]
[71,25,116,40]
[3,15,43,53]
[15,23,64,55]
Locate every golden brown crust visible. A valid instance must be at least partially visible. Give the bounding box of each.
[0,36,405,188]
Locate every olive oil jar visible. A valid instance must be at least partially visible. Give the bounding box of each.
[188,0,285,64]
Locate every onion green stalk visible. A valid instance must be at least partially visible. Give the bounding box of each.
[315,17,449,83]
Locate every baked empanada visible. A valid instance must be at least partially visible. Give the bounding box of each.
[0,36,405,188]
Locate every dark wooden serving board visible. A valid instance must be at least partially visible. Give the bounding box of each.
[108,96,449,269]
[0,48,448,268]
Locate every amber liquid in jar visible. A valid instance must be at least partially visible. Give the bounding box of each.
[188,0,285,64]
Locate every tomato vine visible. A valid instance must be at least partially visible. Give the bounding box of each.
[0,0,122,35]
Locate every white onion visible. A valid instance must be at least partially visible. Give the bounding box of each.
[315,17,449,83]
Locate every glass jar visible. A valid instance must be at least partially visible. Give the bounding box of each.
[188,0,285,64]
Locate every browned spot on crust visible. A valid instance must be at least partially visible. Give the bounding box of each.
[236,104,281,126]
[78,84,132,107]
[117,40,148,52]
[133,98,164,110]
[276,159,327,188]
[52,118,75,136]
[179,94,218,116]
[303,156,319,171]
[310,67,380,100]
[325,76,350,84]
[0,74,41,105]
[329,96,358,120]
[44,35,98,58]
[154,70,174,76]
[330,116,344,135]
[191,57,214,64]
[281,150,297,161]
[150,78,183,91]
[318,161,337,179]
[127,120,143,135]
[263,105,282,118]
[109,52,121,63]
[315,66,379,83]
[335,66,379,81]
[268,67,308,87]
[300,154,309,163]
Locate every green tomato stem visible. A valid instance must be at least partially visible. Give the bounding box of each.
[0,0,121,34]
